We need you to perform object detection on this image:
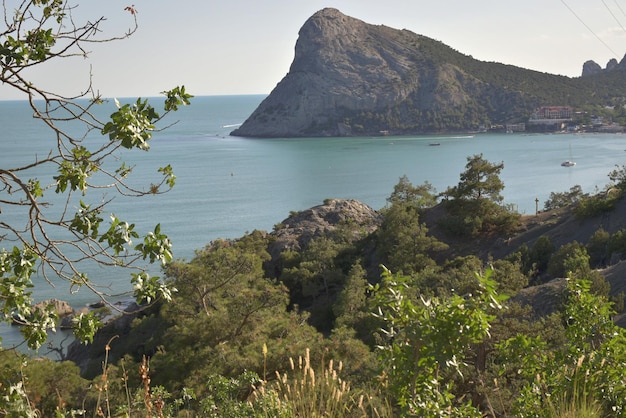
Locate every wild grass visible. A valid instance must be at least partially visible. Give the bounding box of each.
[540,355,604,418]
[251,347,393,418]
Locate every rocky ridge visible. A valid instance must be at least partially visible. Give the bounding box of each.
[268,198,382,256]
[582,56,626,77]
[231,8,626,138]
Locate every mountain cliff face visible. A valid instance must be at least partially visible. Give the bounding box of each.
[582,55,626,76]
[232,8,626,138]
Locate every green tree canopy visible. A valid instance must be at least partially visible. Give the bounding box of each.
[439,154,520,237]
[387,175,438,208]
[445,154,505,202]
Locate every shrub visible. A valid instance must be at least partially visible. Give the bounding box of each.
[547,242,590,279]
[543,185,584,211]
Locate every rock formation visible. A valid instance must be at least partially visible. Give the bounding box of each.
[232,8,492,137]
[582,55,626,76]
[265,198,382,276]
[33,298,74,317]
[231,8,626,138]
[269,198,382,254]
[581,60,603,77]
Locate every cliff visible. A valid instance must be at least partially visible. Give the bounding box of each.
[582,55,626,77]
[231,8,626,138]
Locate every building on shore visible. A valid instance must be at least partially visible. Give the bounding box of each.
[528,106,573,127]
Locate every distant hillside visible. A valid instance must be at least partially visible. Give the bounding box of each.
[232,8,626,137]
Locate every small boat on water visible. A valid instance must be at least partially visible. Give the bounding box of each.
[561,143,575,167]
[429,143,441,146]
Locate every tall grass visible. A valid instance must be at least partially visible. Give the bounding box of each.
[543,355,604,418]
[251,347,393,417]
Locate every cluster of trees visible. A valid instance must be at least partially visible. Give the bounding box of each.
[4,146,626,415]
[4,177,626,415]
[543,164,626,218]
[2,2,626,416]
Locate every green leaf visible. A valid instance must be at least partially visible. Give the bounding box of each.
[102,99,158,150]
[162,85,193,111]
[158,164,176,188]
[131,272,175,304]
[72,311,102,345]
[69,201,103,238]
[135,223,173,265]
[98,215,139,254]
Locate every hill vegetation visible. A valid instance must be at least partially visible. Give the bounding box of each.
[5,155,626,417]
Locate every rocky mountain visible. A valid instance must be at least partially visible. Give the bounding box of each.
[582,55,626,77]
[232,8,626,138]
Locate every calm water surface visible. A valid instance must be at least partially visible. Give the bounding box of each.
[1,95,626,350]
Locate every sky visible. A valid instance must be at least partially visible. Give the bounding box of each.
[2,0,626,100]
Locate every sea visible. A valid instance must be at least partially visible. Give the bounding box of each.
[2,94,626,352]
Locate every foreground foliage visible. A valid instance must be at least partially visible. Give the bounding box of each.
[3,265,625,417]
[3,4,626,415]
[370,267,506,417]
[4,122,626,415]
[0,1,191,348]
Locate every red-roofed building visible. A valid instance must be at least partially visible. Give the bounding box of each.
[529,106,573,121]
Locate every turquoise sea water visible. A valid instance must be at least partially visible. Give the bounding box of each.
[2,95,626,350]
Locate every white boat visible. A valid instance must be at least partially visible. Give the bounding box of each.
[561,143,575,167]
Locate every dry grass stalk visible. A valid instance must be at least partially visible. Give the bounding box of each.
[251,347,393,417]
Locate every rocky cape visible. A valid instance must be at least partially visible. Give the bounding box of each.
[232,8,626,138]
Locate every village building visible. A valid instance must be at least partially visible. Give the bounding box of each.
[528,106,573,126]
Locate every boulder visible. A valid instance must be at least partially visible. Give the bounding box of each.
[266,198,382,276]
[269,198,381,254]
[33,299,74,317]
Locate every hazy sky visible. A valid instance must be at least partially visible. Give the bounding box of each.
[2,0,626,100]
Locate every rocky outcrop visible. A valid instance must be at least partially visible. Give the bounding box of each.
[511,278,568,318]
[265,198,382,277]
[582,55,626,76]
[268,198,382,256]
[581,60,603,77]
[33,299,74,317]
[231,8,626,138]
[231,8,516,137]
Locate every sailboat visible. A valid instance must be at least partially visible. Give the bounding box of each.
[561,143,576,167]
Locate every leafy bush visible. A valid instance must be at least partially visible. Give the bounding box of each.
[498,279,626,417]
[439,198,521,238]
[574,192,621,219]
[369,266,506,416]
[587,228,610,267]
[547,241,590,279]
[543,185,584,211]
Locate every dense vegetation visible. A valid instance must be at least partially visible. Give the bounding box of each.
[3,3,626,416]
[4,156,626,417]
